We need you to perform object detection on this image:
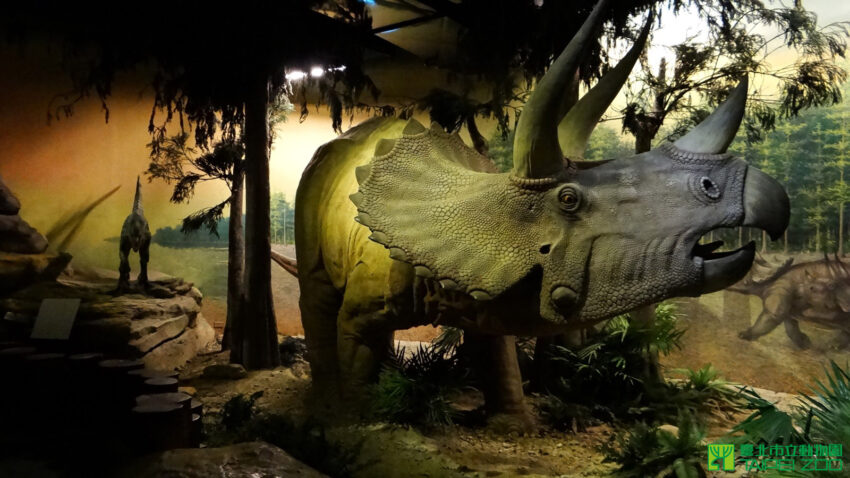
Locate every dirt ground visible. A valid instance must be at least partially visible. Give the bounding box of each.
[185,252,850,477]
[182,350,619,478]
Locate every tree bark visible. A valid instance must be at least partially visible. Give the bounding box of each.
[465,116,489,156]
[222,170,245,352]
[231,72,280,369]
[838,202,844,256]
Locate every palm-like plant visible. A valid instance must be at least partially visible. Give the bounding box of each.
[604,412,707,478]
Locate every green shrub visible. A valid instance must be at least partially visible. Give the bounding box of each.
[220,391,263,432]
[536,394,598,432]
[665,364,745,420]
[370,345,470,427]
[538,302,685,420]
[603,412,707,478]
[727,361,850,477]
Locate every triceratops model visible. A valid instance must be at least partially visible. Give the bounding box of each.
[292,0,790,420]
[735,255,850,350]
[118,176,151,292]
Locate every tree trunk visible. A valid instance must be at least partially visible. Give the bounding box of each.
[784,230,788,254]
[838,202,844,256]
[634,130,653,155]
[761,229,767,254]
[222,170,245,352]
[816,223,821,253]
[231,73,280,369]
[465,116,489,156]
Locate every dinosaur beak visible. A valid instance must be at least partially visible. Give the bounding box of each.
[741,166,790,241]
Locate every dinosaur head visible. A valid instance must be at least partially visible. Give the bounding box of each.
[351,0,789,325]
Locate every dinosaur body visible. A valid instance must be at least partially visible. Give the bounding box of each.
[735,256,850,349]
[118,177,151,291]
[292,1,790,419]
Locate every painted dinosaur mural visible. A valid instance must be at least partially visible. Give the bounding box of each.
[282,0,790,421]
[734,255,850,350]
[118,176,151,292]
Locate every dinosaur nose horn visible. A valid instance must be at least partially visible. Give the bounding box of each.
[742,166,790,241]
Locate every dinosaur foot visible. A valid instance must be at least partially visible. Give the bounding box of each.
[738,330,756,341]
[790,334,812,350]
[486,410,539,435]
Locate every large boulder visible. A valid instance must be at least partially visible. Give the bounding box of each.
[0,176,47,254]
[0,175,21,215]
[118,441,328,478]
[0,251,71,295]
[0,269,215,370]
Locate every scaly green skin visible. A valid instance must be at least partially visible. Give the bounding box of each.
[294,115,774,411]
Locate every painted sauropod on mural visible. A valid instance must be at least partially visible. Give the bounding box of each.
[734,255,850,350]
[279,0,791,423]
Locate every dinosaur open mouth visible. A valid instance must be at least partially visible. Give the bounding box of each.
[690,237,756,295]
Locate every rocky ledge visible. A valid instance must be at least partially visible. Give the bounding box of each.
[0,268,215,370]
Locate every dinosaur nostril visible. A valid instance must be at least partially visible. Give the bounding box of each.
[700,176,721,200]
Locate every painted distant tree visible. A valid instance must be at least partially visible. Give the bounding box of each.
[774,121,804,253]
[584,125,633,161]
[825,110,850,255]
[623,2,848,155]
[270,192,295,245]
[146,133,245,351]
[804,123,830,252]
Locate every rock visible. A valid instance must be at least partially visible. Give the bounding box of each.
[202,363,248,380]
[118,441,328,478]
[129,315,190,353]
[0,176,21,215]
[658,424,679,436]
[0,215,47,254]
[0,271,214,370]
[0,252,71,295]
[279,335,307,367]
[143,317,215,371]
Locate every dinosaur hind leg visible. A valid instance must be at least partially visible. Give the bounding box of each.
[138,237,150,287]
[300,272,343,400]
[465,332,536,432]
[118,238,131,292]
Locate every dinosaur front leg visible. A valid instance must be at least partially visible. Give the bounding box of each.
[738,309,784,341]
[783,317,812,349]
[118,238,131,292]
[138,238,150,287]
[739,289,791,342]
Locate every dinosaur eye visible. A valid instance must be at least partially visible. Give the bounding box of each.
[558,186,582,212]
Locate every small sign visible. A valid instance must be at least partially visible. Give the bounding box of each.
[30,298,80,340]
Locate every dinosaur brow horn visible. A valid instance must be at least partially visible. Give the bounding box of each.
[511,0,610,179]
[558,14,652,159]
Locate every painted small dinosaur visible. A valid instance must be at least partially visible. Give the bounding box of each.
[733,254,850,349]
[118,176,151,291]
